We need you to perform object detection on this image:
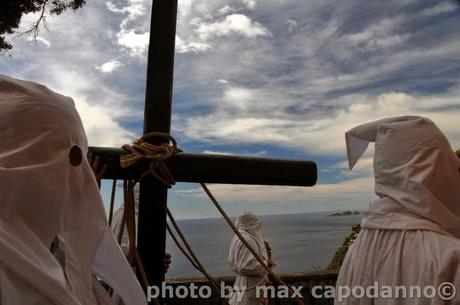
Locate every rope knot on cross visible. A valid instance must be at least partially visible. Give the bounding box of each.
[121,132,182,188]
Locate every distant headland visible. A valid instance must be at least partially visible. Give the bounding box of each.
[326,211,361,217]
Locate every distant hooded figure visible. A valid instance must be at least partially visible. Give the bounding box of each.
[111,183,140,257]
[0,75,147,305]
[336,116,460,305]
[110,183,171,271]
[228,212,271,305]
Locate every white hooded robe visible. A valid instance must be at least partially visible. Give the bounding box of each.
[228,212,269,305]
[335,116,460,305]
[111,184,140,257]
[0,75,147,305]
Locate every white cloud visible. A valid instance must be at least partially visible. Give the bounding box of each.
[173,12,272,56]
[179,89,460,156]
[95,60,124,73]
[242,0,257,9]
[195,14,271,40]
[286,19,297,32]
[3,2,138,148]
[116,29,150,57]
[177,175,375,212]
[343,16,410,51]
[38,67,137,147]
[5,0,460,217]
[222,87,253,110]
[26,36,51,48]
[106,0,146,16]
[77,99,136,146]
[219,5,237,15]
[419,2,458,18]
[331,157,374,177]
[203,150,234,155]
[203,150,267,156]
[176,35,212,53]
[178,0,194,22]
[106,0,150,57]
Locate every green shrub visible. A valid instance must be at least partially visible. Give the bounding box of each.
[326,224,361,271]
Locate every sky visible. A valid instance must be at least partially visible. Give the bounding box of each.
[1,0,460,219]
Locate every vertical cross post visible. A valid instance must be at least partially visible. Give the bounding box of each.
[137,0,178,298]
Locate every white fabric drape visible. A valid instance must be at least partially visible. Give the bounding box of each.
[111,184,140,256]
[0,75,146,305]
[228,212,268,305]
[336,116,460,305]
[110,184,141,305]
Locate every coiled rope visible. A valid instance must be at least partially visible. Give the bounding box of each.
[119,132,226,304]
[121,132,181,187]
[116,178,159,305]
[166,209,228,304]
[118,132,305,305]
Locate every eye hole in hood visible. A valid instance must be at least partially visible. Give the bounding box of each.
[69,145,83,166]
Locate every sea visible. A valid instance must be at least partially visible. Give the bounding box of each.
[165,211,363,278]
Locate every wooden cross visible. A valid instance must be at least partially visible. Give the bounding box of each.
[89,0,317,299]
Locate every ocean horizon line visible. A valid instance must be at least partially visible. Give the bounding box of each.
[173,209,363,222]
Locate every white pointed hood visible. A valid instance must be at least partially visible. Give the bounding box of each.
[234,212,267,259]
[0,75,146,305]
[346,116,460,238]
[228,212,268,278]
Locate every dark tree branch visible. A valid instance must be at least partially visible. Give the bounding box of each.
[14,0,49,44]
[0,0,85,51]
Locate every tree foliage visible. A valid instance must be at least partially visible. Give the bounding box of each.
[326,224,361,271]
[0,0,85,51]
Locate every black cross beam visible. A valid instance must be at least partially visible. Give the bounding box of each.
[89,0,317,297]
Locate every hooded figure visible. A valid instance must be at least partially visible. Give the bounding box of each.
[110,183,170,305]
[336,116,460,304]
[109,184,139,305]
[111,184,140,256]
[0,75,147,305]
[228,212,269,305]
